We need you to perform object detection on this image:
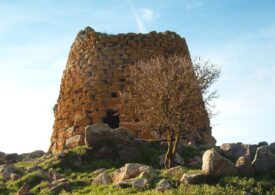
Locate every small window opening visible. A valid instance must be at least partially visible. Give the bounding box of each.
[103,109,119,129]
[111,92,117,97]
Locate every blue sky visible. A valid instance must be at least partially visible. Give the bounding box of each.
[0,0,274,153]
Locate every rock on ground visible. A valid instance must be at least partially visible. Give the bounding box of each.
[220,143,257,161]
[235,156,255,176]
[155,179,172,191]
[270,142,275,153]
[132,178,148,189]
[165,166,182,177]
[180,173,208,184]
[202,149,237,178]
[112,163,144,184]
[252,145,275,173]
[85,123,113,148]
[92,172,112,185]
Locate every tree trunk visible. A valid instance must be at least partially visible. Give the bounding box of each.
[171,132,180,167]
[164,131,174,169]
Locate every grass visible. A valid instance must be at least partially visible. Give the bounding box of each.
[1,146,274,194]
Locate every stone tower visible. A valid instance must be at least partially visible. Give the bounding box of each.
[49,27,216,154]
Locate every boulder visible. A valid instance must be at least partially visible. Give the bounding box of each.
[270,142,275,153]
[92,168,107,176]
[202,149,237,178]
[21,150,45,161]
[155,179,172,191]
[0,152,6,165]
[85,123,113,147]
[5,153,21,164]
[65,135,84,149]
[132,178,148,189]
[165,166,182,177]
[252,145,275,173]
[74,117,91,127]
[97,145,114,157]
[258,141,268,147]
[180,172,208,184]
[112,163,144,184]
[220,143,257,161]
[31,150,45,158]
[92,172,112,185]
[235,156,255,176]
[138,165,158,181]
[113,127,134,141]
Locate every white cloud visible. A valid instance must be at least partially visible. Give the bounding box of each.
[128,0,159,33]
[140,8,160,23]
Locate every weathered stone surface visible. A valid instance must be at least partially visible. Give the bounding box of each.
[85,123,113,147]
[165,166,182,177]
[155,179,172,191]
[27,150,45,159]
[235,156,255,176]
[220,143,257,161]
[92,168,107,176]
[5,153,21,164]
[180,173,208,184]
[74,117,91,127]
[92,172,112,185]
[132,178,148,189]
[49,27,215,153]
[65,135,83,149]
[202,149,237,178]
[112,163,143,184]
[113,127,134,141]
[252,145,275,173]
[0,152,6,165]
[270,142,275,153]
[258,141,268,147]
[138,165,158,181]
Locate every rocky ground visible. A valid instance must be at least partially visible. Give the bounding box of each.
[0,124,275,194]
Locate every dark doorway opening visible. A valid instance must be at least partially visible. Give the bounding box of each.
[103,109,119,129]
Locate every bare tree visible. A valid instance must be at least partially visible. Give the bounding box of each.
[119,55,220,168]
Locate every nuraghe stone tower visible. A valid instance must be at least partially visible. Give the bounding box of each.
[49,27,216,154]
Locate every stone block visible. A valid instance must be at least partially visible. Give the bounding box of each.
[65,135,84,149]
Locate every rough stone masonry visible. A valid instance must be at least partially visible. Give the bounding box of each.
[49,26,216,154]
